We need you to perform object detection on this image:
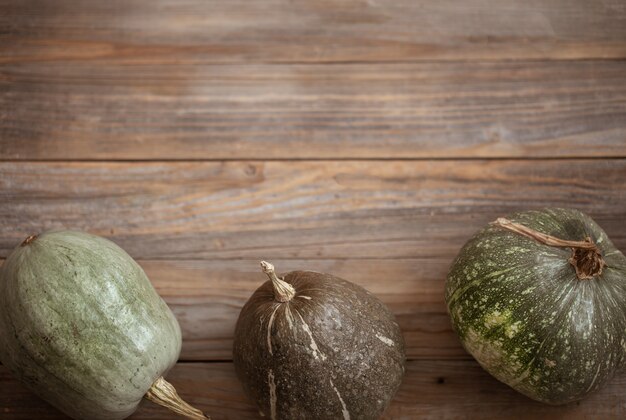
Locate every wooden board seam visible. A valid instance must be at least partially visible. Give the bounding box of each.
[2,157,626,163]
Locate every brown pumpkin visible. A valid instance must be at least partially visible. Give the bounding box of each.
[233,262,405,419]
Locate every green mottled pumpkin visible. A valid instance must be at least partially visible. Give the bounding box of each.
[0,231,207,420]
[446,208,626,404]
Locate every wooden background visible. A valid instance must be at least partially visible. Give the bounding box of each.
[1,0,626,418]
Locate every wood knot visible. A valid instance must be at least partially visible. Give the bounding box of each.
[245,164,257,176]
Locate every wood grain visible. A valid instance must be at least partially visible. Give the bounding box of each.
[2,0,626,66]
[1,160,624,260]
[2,0,625,417]
[140,258,453,361]
[2,361,626,419]
[0,256,537,362]
[2,61,626,159]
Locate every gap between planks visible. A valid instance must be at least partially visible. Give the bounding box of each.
[2,156,626,163]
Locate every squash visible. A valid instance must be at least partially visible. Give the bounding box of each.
[446,208,626,404]
[233,262,405,419]
[0,231,208,420]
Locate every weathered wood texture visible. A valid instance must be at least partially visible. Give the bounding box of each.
[3,0,626,418]
[1,160,624,260]
[2,160,625,362]
[3,0,626,65]
[126,259,452,361]
[2,0,626,160]
[2,362,626,419]
[2,61,626,160]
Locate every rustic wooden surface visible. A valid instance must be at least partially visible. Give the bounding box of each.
[2,61,626,160]
[1,0,626,418]
[1,160,625,260]
[3,362,626,420]
[3,0,626,64]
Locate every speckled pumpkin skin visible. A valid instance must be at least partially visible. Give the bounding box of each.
[446,208,626,404]
[233,270,406,419]
[0,231,182,420]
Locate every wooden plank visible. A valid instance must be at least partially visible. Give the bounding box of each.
[2,361,626,419]
[2,61,626,159]
[144,258,454,361]
[1,160,624,260]
[2,0,626,65]
[0,257,466,361]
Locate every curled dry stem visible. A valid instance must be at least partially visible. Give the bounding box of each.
[261,261,295,302]
[492,217,606,280]
[145,376,209,420]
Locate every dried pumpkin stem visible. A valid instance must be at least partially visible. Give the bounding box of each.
[21,235,38,246]
[261,261,295,302]
[145,376,209,419]
[492,217,606,280]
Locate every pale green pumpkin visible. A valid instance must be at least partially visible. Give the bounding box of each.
[446,208,626,404]
[0,231,207,420]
